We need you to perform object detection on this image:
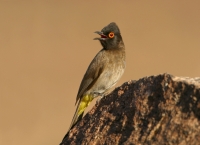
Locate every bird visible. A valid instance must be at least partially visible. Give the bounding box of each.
[61,22,126,142]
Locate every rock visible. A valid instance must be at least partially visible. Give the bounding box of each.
[60,73,200,145]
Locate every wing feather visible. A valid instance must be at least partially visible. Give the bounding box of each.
[75,49,105,104]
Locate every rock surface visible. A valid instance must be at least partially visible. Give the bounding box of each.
[60,74,200,145]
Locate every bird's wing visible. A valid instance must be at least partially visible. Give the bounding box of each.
[75,49,105,104]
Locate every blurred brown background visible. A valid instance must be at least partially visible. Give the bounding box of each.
[0,1,199,145]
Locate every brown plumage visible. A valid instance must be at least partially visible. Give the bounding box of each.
[61,22,126,142]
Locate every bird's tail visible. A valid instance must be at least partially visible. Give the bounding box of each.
[69,94,94,130]
[61,94,93,142]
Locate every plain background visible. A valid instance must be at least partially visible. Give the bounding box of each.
[0,1,200,145]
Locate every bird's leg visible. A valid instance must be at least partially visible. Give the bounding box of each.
[95,93,105,104]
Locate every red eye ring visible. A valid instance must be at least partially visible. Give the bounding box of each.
[108,32,114,38]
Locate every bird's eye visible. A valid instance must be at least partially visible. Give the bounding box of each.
[108,32,114,38]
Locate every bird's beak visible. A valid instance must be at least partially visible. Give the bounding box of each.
[93,31,107,40]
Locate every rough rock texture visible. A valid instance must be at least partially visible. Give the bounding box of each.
[60,74,200,145]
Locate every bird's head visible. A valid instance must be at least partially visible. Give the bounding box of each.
[94,22,123,50]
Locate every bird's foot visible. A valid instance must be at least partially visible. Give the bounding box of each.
[96,94,105,104]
